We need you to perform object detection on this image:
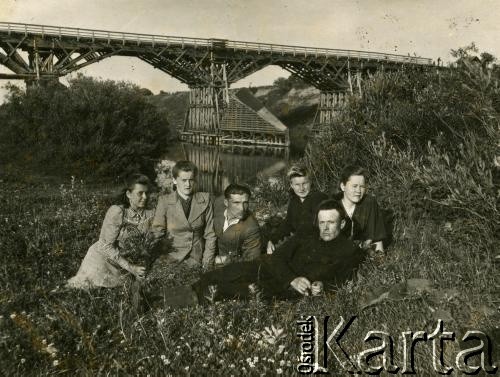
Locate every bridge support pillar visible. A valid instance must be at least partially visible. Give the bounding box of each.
[183,86,227,137]
[25,44,58,87]
[180,54,230,143]
[311,91,347,134]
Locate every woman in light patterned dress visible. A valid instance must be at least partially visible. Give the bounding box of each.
[66,174,155,288]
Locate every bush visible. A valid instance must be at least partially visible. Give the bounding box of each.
[0,75,171,179]
[306,52,499,237]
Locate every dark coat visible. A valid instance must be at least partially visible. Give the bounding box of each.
[192,234,366,301]
[270,190,328,243]
[333,193,388,244]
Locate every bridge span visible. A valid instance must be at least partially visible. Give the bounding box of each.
[0,22,434,142]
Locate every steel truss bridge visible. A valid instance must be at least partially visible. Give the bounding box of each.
[0,22,434,142]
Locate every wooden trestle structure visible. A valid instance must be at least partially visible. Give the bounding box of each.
[180,88,289,146]
[0,22,434,140]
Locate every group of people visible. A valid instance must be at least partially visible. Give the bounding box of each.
[67,160,390,308]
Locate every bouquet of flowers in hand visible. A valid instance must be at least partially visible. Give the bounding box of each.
[120,223,159,270]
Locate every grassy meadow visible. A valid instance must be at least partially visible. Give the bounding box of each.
[0,170,497,376]
[1,47,499,376]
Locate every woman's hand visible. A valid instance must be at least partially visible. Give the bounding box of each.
[311,281,324,296]
[361,239,373,250]
[130,264,146,279]
[266,240,275,254]
[361,239,384,253]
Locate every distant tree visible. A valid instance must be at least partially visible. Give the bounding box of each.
[273,77,291,93]
[273,74,309,93]
[139,88,153,96]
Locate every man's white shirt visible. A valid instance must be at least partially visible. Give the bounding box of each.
[223,209,240,232]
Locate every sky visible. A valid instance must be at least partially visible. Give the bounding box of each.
[0,0,499,96]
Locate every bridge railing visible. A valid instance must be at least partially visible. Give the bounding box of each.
[225,40,433,65]
[0,22,433,65]
[0,22,212,48]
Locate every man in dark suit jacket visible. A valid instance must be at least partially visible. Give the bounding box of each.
[213,183,262,266]
[158,199,367,308]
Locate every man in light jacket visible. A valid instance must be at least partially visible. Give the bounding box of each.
[152,161,216,269]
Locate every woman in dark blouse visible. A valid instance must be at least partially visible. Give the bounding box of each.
[266,165,327,254]
[334,165,388,252]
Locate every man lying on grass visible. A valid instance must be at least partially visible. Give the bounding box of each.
[156,199,367,308]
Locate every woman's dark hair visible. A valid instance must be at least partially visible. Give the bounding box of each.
[339,165,367,185]
[116,173,151,208]
[172,160,198,178]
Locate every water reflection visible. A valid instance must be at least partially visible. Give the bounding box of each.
[166,143,288,194]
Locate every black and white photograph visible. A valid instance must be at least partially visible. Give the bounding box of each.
[0,0,498,375]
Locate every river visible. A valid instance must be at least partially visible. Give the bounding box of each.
[161,142,290,195]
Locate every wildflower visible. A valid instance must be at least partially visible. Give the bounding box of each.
[10,313,16,319]
[205,285,218,303]
[280,360,285,366]
[229,364,235,368]
[20,358,26,364]
[184,366,189,371]
[46,343,58,357]
[276,368,283,374]
[53,360,59,367]
[262,325,285,345]
[277,345,286,354]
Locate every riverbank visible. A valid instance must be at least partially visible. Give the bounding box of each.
[1,174,498,375]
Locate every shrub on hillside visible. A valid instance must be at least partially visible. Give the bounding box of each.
[273,74,309,94]
[306,49,499,245]
[0,75,171,179]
